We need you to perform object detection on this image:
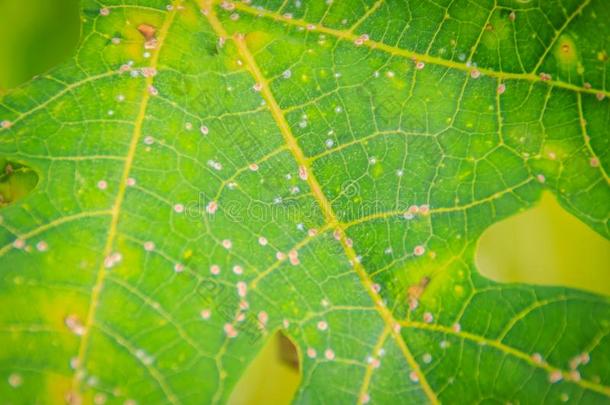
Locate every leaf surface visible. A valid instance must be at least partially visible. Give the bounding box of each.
[0,0,609,403]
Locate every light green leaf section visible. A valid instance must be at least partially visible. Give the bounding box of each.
[0,0,609,403]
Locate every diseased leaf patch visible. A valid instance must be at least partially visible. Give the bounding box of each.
[0,0,609,404]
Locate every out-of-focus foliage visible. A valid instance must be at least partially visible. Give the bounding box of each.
[0,0,79,91]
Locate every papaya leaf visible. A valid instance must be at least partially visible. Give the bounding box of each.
[0,0,609,403]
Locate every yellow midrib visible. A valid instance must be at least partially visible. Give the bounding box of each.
[357,326,391,404]
[202,3,440,403]
[342,177,535,229]
[402,320,610,396]
[70,3,181,403]
[233,1,610,98]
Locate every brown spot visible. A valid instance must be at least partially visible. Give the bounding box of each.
[138,24,158,49]
[137,24,156,41]
[407,276,430,309]
[278,332,299,369]
[485,23,493,31]
[561,43,571,54]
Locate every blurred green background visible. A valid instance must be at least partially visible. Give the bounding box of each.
[0,0,79,92]
[0,1,608,403]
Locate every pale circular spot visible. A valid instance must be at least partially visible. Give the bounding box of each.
[423,312,434,323]
[206,201,218,214]
[590,157,600,167]
[94,393,107,404]
[549,370,563,383]
[540,72,552,81]
[224,323,237,338]
[8,373,22,388]
[258,311,268,325]
[580,352,590,364]
[298,165,308,180]
[531,352,543,364]
[413,245,425,256]
[237,281,247,297]
[69,357,79,369]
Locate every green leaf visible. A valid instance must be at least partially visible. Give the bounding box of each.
[1,0,609,403]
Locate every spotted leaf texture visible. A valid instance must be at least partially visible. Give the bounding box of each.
[1,0,609,403]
